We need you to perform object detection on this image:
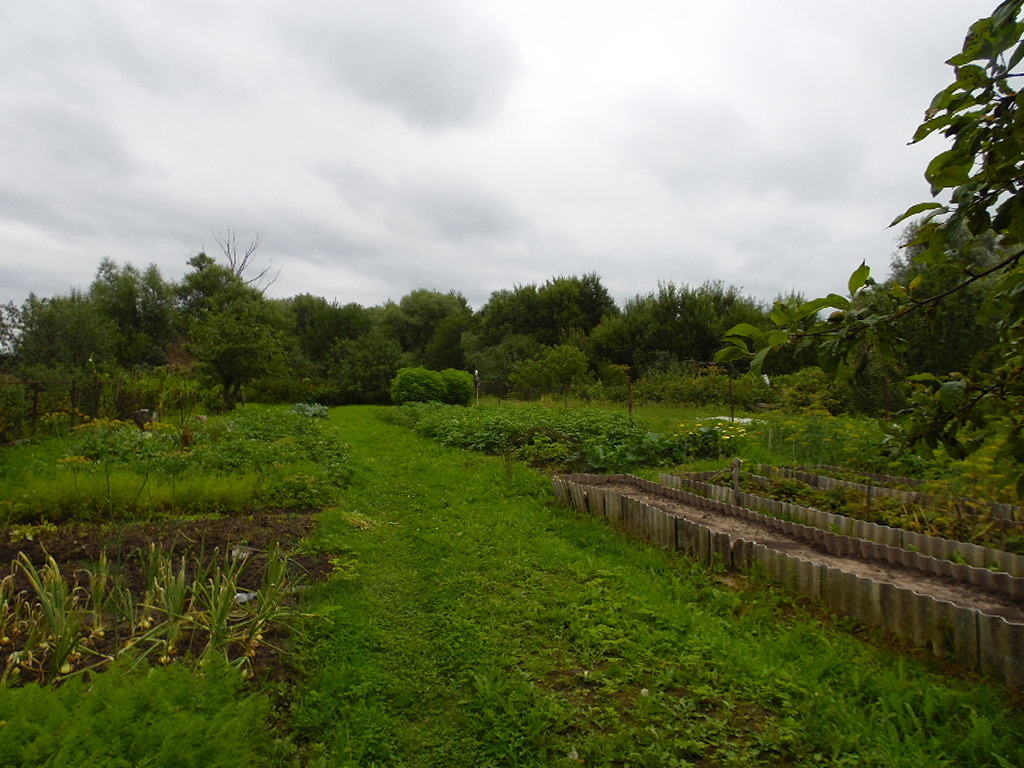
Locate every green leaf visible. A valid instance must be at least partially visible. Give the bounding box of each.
[993,194,1024,244]
[1008,38,1024,70]
[749,346,771,375]
[847,262,871,295]
[823,294,851,311]
[714,345,748,364]
[765,329,789,348]
[954,64,988,90]
[924,83,959,119]
[723,323,763,339]
[939,380,967,410]
[770,304,792,326]
[948,18,994,65]
[795,296,840,319]
[912,116,951,144]
[925,149,975,194]
[992,1,1022,33]
[889,202,944,227]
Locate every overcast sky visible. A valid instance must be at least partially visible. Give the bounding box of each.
[0,1,998,311]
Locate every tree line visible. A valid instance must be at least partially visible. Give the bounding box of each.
[0,229,998,421]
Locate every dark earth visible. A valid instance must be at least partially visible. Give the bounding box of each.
[0,510,332,686]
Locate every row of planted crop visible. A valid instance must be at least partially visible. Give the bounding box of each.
[678,462,1024,555]
[0,543,302,685]
[761,465,1024,522]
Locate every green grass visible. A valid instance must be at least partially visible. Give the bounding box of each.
[291,406,1024,767]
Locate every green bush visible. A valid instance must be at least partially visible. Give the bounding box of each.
[629,370,774,408]
[390,367,446,405]
[390,367,473,405]
[772,367,851,414]
[439,369,474,406]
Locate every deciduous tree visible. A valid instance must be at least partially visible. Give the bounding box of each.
[718,1,1024,491]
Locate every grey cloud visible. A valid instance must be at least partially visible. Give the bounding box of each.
[16,104,140,177]
[276,0,523,128]
[612,93,866,205]
[400,183,526,243]
[1,4,229,104]
[0,102,146,238]
[318,163,526,244]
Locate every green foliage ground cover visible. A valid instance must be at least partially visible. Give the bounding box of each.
[381,402,749,472]
[0,659,287,768]
[384,400,1024,547]
[381,400,924,479]
[289,406,1024,767]
[0,405,352,523]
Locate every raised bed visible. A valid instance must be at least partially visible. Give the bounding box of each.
[661,472,1024,577]
[553,472,1024,688]
[763,465,1024,523]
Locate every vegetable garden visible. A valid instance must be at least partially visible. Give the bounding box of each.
[2,401,1024,766]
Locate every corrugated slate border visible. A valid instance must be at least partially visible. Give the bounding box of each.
[552,473,1024,687]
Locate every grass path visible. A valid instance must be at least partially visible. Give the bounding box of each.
[289,407,1024,767]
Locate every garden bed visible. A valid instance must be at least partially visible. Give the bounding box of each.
[554,473,1024,687]
[764,464,1024,522]
[673,465,1024,555]
[0,511,330,686]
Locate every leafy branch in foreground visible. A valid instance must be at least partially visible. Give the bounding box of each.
[717,1,1024,493]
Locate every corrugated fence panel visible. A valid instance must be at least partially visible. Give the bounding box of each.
[978,615,1024,687]
[588,487,607,518]
[605,493,623,527]
[569,484,588,515]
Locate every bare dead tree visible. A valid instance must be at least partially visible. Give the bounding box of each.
[212,227,280,291]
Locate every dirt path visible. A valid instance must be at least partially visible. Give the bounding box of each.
[600,482,1024,624]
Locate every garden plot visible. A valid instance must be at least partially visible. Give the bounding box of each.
[553,473,1024,687]
[0,512,330,685]
[671,465,1024,558]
